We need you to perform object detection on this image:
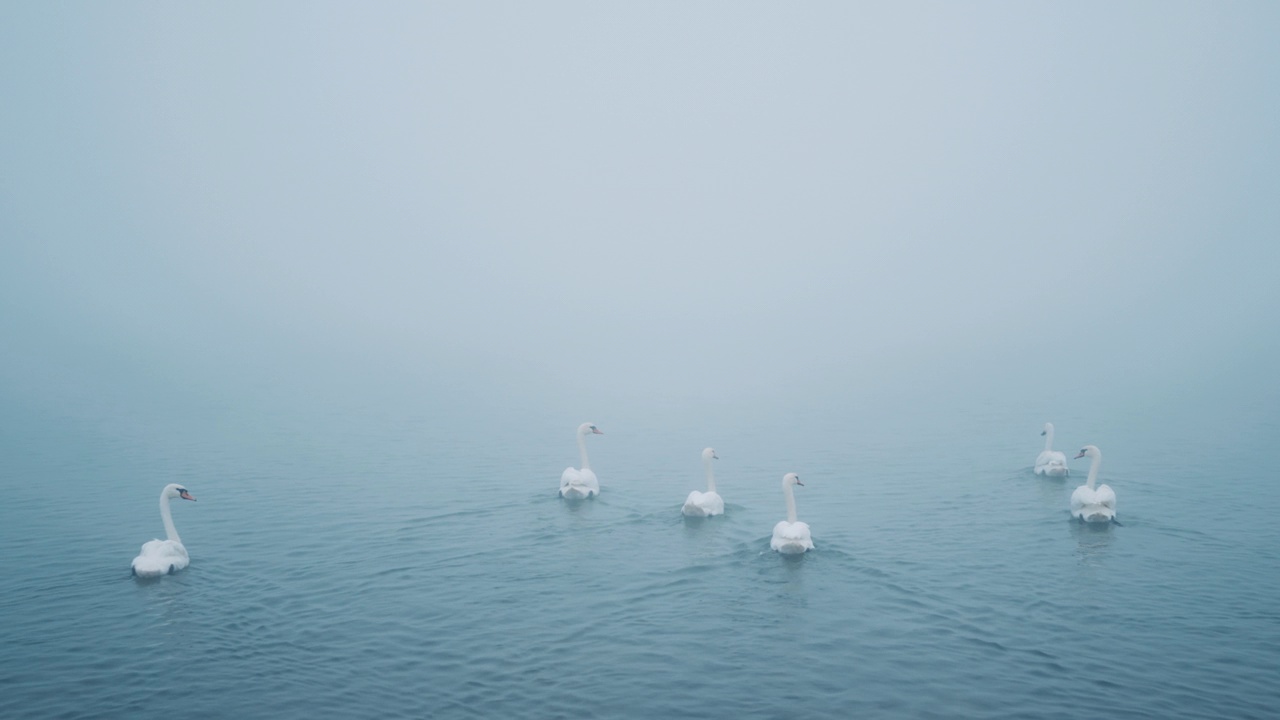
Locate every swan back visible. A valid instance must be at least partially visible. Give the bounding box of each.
[560,467,600,499]
[1035,450,1069,476]
[1070,483,1117,523]
[771,520,814,554]
[132,540,189,577]
[682,490,724,517]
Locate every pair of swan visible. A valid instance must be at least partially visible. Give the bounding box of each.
[1036,423,1117,523]
[131,483,196,578]
[560,424,724,513]
[680,450,813,553]
[560,423,813,553]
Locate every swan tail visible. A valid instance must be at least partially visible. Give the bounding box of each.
[771,539,813,554]
[559,484,596,500]
[682,491,710,517]
[771,521,814,553]
[681,503,706,517]
[131,558,168,578]
[559,468,599,499]
[131,539,189,578]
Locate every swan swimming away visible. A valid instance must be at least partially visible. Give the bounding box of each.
[1035,422,1070,477]
[770,473,813,554]
[131,483,197,578]
[1070,445,1116,523]
[681,448,724,517]
[559,422,603,499]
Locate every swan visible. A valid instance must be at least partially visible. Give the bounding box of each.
[770,473,814,554]
[1034,422,1070,477]
[681,447,724,517]
[131,483,197,577]
[559,422,603,499]
[1070,445,1116,523]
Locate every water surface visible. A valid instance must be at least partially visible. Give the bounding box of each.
[2,389,1277,719]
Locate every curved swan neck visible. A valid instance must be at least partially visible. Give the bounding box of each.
[1043,425,1055,451]
[704,456,716,493]
[783,483,797,524]
[1087,452,1101,490]
[577,430,591,471]
[160,491,180,544]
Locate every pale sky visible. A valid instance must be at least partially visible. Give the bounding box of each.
[3,2,1278,420]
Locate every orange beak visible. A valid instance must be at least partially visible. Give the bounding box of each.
[180,490,197,501]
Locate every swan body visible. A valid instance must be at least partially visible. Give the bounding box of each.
[131,483,196,578]
[1034,422,1069,477]
[1070,445,1116,523]
[682,447,724,517]
[559,422,603,499]
[770,473,813,554]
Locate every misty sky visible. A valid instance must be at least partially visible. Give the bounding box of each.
[3,3,1278,421]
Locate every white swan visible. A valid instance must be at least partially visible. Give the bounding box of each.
[770,473,813,554]
[559,422,603,499]
[131,483,197,577]
[681,447,724,517]
[1070,445,1116,523]
[1034,422,1070,477]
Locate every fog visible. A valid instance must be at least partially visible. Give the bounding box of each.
[3,3,1278,432]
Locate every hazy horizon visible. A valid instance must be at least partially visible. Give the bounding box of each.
[3,2,1278,432]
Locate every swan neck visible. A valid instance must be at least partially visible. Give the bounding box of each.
[160,491,180,544]
[784,483,797,524]
[704,457,716,493]
[1087,454,1101,490]
[577,431,591,471]
[1043,427,1054,451]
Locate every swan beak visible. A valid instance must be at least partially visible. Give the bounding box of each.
[180,491,197,501]
[713,453,718,459]
[1073,451,1086,459]
[592,428,603,435]
[795,479,804,486]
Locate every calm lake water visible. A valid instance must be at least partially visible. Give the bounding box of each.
[2,384,1277,719]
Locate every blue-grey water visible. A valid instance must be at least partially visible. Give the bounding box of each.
[2,383,1278,719]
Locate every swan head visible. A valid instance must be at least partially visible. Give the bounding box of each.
[702,447,717,461]
[577,422,603,436]
[1073,444,1100,460]
[783,472,803,488]
[1041,422,1054,437]
[163,483,196,502]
